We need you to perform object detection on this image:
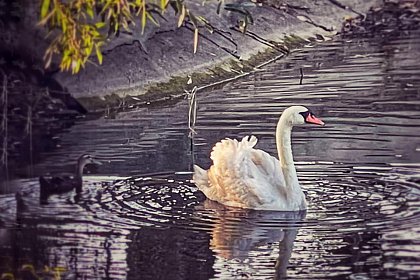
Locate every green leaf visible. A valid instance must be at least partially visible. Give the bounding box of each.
[197,16,208,24]
[216,1,222,15]
[95,44,103,64]
[193,28,199,54]
[74,59,82,74]
[243,17,248,33]
[1,272,15,280]
[177,5,186,27]
[40,0,50,19]
[141,5,147,34]
[149,9,168,22]
[176,0,183,14]
[95,22,106,29]
[147,12,160,26]
[169,1,179,14]
[62,18,67,32]
[204,23,213,33]
[86,6,94,18]
[44,52,53,69]
[160,0,168,11]
[224,6,247,15]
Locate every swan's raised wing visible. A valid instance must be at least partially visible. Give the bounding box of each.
[249,148,286,191]
[205,136,285,208]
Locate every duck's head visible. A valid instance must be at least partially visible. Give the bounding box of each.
[78,154,102,168]
[282,105,324,126]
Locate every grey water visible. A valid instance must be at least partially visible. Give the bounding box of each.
[1,29,420,279]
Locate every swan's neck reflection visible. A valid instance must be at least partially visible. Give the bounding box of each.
[203,200,306,279]
[274,226,300,279]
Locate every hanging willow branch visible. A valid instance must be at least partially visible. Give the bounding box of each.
[38,0,257,74]
[39,0,206,73]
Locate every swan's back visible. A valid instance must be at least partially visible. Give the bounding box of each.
[193,136,290,209]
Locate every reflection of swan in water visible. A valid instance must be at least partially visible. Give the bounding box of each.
[201,200,306,278]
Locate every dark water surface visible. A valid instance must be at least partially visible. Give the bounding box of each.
[1,30,420,279]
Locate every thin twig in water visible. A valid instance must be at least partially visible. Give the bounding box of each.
[299,68,303,85]
[187,86,198,138]
[187,86,198,170]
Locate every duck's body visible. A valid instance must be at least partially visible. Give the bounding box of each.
[39,175,82,194]
[39,154,101,203]
[193,106,324,211]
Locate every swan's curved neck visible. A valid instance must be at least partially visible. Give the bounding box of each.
[276,116,298,187]
[276,117,294,167]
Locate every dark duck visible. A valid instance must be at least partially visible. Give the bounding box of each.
[39,154,102,204]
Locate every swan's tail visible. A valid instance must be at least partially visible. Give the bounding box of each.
[193,165,209,191]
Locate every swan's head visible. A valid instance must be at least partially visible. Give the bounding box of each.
[282,105,324,126]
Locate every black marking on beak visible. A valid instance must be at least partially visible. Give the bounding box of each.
[299,111,310,121]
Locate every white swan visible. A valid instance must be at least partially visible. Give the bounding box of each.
[193,105,324,211]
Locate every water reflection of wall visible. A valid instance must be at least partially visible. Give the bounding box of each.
[22,103,195,179]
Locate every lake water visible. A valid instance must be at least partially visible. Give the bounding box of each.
[0,29,419,279]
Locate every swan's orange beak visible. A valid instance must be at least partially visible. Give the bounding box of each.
[306,114,324,126]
